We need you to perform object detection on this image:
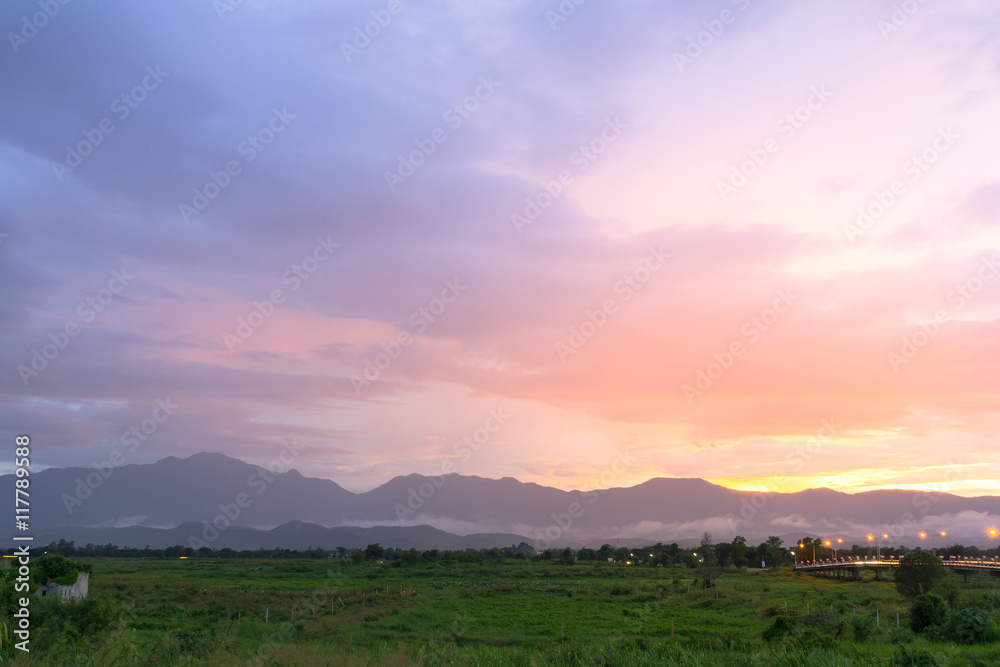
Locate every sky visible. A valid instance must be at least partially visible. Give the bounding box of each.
[1,0,998,499]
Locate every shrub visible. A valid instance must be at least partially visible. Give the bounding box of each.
[888,628,914,645]
[807,610,846,637]
[762,615,796,642]
[851,616,875,642]
[941,607,994,645]
[909,593,948,634]
[31,555,78,587]
[894,645,941,667]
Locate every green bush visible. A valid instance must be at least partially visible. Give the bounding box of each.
[806,610,846,637]
[31,554,78,587]
[939,606,994,645]
[888,628,914,644]
[851,616,874,642]
[762,615,796,642]
[909,593,948,634]
[894,645,941,667]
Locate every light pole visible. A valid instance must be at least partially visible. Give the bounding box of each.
[934,530,946,557]
[866,534,874,560]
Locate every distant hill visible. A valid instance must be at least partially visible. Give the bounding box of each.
[4,452,998,548]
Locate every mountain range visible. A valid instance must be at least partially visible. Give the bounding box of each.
[4,452,998,550]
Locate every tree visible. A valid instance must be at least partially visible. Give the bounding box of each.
[364,543,385,561]
[699,532,719,587]
[895,550,946,598]
[731,536,748,568]
[598,544,614,561]
[764,536,784,569]
[614,547,630,563]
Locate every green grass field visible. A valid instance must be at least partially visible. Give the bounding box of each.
[4,559,999,666]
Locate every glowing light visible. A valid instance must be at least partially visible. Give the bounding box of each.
[918,532,926,539]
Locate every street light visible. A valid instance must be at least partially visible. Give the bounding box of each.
[866,534,874,560]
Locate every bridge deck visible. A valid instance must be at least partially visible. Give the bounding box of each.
[795,559,1000,573]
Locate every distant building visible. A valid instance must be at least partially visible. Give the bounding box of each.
[34,571,89,601]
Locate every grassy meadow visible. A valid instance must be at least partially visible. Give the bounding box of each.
[3,558,999,666]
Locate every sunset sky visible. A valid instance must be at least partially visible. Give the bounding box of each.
[2,0,998,498]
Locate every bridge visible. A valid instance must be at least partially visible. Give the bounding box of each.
[794,558,1000,583]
